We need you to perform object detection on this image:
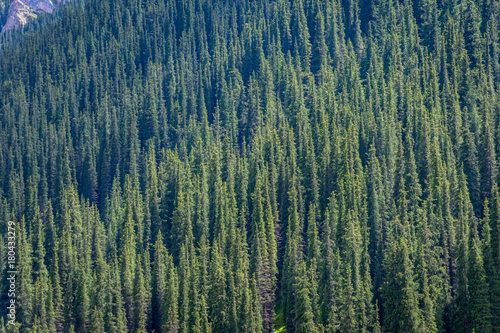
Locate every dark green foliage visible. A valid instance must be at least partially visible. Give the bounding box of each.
[467,238,492,333]
[0,0,499,330]
[383,239,422,332]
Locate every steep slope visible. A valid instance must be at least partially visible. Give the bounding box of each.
[0,0,499,331]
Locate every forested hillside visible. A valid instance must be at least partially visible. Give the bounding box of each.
[0,0,499,331]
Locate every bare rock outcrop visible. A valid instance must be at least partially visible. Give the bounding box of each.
[1,0,68,33]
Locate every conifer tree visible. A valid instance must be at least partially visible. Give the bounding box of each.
[340,264,356,333]
[320,205,342,332]
[467,237,492,332]
[480,119,497,204]
[164,257,180,333]
[487,185,500,330]
[209,240,227,333]
[294,262,319,333]
[152,232,167,333]
[383,238,422,332]
[133,254,149,333]
[17,217,34,331]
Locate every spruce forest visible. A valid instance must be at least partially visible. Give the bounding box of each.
[0,0,499,331]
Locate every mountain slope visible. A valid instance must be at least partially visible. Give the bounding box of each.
[0,0,499,332]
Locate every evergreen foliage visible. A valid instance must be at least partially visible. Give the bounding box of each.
[0,0,498,331]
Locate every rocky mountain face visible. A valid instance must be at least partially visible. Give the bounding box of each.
[1,0,67,33]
